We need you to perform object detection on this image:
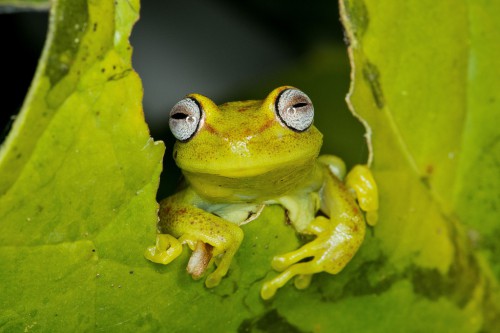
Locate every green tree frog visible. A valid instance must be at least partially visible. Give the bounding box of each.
[145,86,378,299]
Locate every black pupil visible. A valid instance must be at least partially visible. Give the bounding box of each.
[293,102,308,108]
[171,112,188,120]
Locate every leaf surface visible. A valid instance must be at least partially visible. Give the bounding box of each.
[340,0,500,330]
[0,0,164,330]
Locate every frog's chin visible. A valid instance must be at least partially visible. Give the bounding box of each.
[178,144,321,178]
[206,164,289,178]
[181,154,316,178]
[180,157,320,202]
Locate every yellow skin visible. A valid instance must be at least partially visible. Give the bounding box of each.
[145,86,378,299]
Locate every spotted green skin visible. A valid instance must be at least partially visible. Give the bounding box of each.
[145,86,378,299]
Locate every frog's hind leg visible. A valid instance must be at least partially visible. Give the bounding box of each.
[261,260,321,300]
[271,216,352,274]
[262,162,373,299]
[261,214,357,299]
[261,216,329,299]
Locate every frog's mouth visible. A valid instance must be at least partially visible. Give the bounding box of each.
[179,150,319,178]
[179,155,320,202]
[173,123,323,186]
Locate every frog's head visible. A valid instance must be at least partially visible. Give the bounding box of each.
[169,86,322,182]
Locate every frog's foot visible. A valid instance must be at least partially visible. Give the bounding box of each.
[345,165,379,226]
[144,234,183,265]
[261,216,363,299]
[181,226,244,288]
[204,232,244,288]
[261,262,320,299]
[317,155,346,180]
[145,229,243,288]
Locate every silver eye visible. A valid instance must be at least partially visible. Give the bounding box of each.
[169,97,203,142]
[275,88,314,132]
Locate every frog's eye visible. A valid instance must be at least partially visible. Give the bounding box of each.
[169,97,203,142]
[275,88,314,132]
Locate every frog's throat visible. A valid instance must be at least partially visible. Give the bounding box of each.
[181,158,321,203]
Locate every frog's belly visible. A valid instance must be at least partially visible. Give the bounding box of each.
[183,161,320,203]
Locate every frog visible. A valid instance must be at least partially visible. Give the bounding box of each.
[145,86,378,300]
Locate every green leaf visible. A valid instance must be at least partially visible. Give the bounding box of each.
[0,0,164,330]
[453,0,500,279]
[340,0,500,330]
[1,0,500,332]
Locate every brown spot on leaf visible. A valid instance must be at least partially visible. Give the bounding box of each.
[426,164,434,175]
[362,60,385,109]
[284,210,292,225]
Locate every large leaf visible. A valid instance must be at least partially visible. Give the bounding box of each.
[340,0,500,329]
[453,0,500,278]
[0,0,165,330]
[1,0,500,332]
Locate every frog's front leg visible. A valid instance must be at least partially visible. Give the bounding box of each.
[261,162,378,299]
[145,195,244,288]
[345,165,379,226]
